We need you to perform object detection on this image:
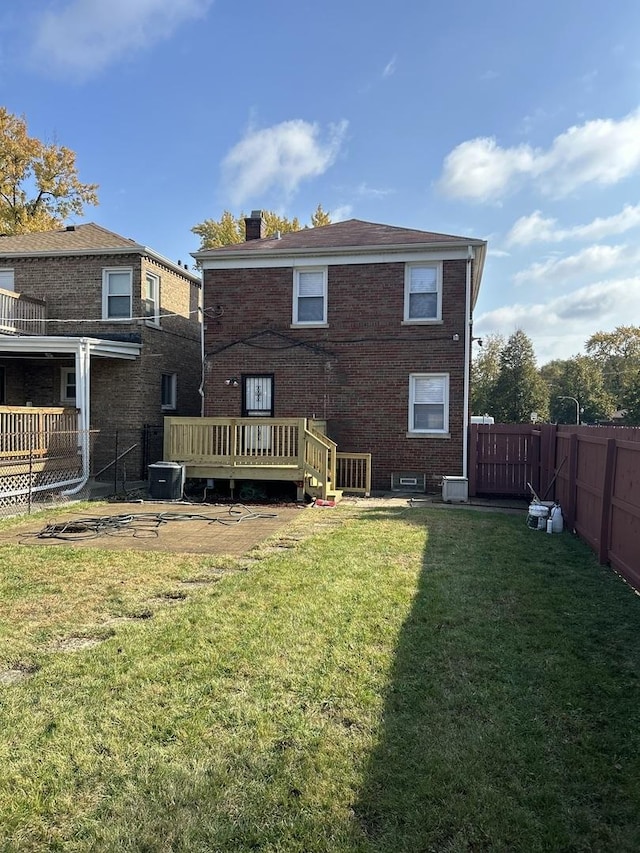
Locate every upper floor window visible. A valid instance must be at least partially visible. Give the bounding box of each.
[404,263,442,323]
[0,269,14,292]
[102,268,133,320]
[409,373,449,434]
[143,272,160,326]
[161,373,177,410]
[293,268,327,325]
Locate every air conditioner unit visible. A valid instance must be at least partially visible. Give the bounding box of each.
[148,462,185,500]
[391,471,427,493]
[442,476,468,503]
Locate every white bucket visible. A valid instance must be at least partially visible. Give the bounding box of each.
[527,503,549,530]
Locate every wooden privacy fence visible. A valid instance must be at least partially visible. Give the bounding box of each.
[469,423,640,590]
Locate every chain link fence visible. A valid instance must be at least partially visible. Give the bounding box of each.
[0,424,164,517]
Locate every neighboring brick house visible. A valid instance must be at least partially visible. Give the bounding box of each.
[0,223,202,485]
[193,213,487,493]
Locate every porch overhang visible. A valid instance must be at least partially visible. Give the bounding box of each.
[0,336,141,495]
[0,335,141,360]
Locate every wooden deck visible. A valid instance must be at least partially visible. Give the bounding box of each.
[163,417,371,500]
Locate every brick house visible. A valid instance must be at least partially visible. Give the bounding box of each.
[190,213,486,494]
[0,223,202,490]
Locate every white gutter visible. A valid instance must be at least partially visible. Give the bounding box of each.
[462,246,473,480]
[62,338,92,495]
[198,283,205,416]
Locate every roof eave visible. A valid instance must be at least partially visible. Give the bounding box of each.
[0,245,201,284]
[192,237,487,262]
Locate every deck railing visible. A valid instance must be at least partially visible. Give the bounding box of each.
[0,289,46,335]
[164,417,306,468]
[336,452,372,495]
[0,406,79,458]
[164,417,372,500]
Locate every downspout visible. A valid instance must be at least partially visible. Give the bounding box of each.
[62,338,92,495]
[198,280,205,416]
[462,246,473,480]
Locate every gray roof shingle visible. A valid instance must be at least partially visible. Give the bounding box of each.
[0,223,141,254]
[194,218,484,257]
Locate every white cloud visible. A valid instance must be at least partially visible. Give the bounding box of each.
[382,56,397,78]
[329,205,353,222]
[513,244,635,286]
[506,204,640,246]
[438,137,536,202]
[30,0,211,77]
[439,108,640,201]
[474,277,640,363]
[222,119,348,206]
[356,182,393,199]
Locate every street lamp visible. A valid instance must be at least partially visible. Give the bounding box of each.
[558,395,580,425]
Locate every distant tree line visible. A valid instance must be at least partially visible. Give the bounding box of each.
[472,326,640,426]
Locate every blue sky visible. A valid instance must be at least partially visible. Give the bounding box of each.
[1,0,639,364]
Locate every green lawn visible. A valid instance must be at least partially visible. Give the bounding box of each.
[1,503,639,851]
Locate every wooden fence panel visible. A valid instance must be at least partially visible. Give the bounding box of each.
[573,434,609,553]
[608,440,640,588]
[469,422,640,590]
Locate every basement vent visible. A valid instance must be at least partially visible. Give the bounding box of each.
[391,472,427,493]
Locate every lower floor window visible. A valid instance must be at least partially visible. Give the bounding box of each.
[161,373,177,410]
[60,367,76,404]
[409,373,449,433]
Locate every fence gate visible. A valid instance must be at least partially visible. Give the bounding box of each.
[469,424,547,498]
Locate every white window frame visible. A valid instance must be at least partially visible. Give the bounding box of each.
[403,262,442,323]
[161,373,177,411]
[143,271,161,327]
[60,367,76,405]
[408,373,449,435]
[292,267,328,326]
[0,268,14,292]
[102,267,133,320]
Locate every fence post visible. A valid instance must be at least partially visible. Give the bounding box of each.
[565,432,579,531]
[468,423,478,497]
[598,438,617,565]
[28,433,34,515]
[540,424,556,499]
[113,430,119,495]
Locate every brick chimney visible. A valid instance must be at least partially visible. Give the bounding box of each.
[244,210,266,241]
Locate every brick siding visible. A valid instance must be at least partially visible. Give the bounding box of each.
[1,252,202,477]
[203,259,470,492]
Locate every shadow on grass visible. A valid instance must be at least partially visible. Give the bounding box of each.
[352,505,640,852]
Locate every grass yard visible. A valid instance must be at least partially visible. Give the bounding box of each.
[1,502,640,851]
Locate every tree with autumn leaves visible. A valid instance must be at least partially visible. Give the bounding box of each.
[0,107,98,234]
[191,204,331,250]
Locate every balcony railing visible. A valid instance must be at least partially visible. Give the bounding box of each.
[0,406,79,459]
[0,288,46,335]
